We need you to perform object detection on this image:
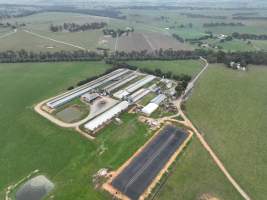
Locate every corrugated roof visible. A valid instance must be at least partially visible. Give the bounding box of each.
[84,101,129,131]
[150,94,166,105]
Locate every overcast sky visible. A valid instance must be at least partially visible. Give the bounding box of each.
[0,0,256,5]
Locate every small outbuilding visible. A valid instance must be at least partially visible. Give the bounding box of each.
[81,93,100,103]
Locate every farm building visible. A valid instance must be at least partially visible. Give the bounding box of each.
[151,94,167,104]
[128,88,151,103]
[84,101,129,132]
[142,94,166,116]
[81,93,100,103]
[113,75,155,99]
[46,68,129,109]
[142,103,159,116]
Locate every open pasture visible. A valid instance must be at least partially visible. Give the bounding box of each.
[186,64,267,200]
[127,60,203,77]
[0,60,240,200]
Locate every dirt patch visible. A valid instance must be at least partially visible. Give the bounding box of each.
[87,96,118,120]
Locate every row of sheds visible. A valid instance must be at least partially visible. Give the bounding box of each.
[46,68,130,109]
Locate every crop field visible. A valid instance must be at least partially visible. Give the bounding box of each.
[0,30,78,52]
[1,8,267,52]
[186,64,267,200]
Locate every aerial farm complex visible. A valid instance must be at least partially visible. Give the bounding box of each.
[35,67,192,200]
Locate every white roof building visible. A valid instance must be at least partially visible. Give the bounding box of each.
[46,68,129,109]
[84,101,129,132]
[113,90,130,99]
[151,94,166,105]
[141,103,159,116]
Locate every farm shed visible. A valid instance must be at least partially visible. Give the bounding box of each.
[125,75,155,93]
[129,88,151,103]
[81,93,99,103]
[46,68,129,109]
[151,94,166,105]
[141,103,159,116]
[141,94,166,116]
[84,101,129,132]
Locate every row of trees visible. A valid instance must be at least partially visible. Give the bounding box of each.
[0,50,103,63]
[102,28,134,38]
[203,22,244,27]
[232,16,267,20]
[1,48,267,68]
[107,49,199,61]
[232,32,267,40]
[49,22,107,32]
[0,22,26,29]
[197,49,267,66]
[172,33,214,44]
[180,13,227,19]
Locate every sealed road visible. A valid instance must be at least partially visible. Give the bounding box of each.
[111,125,188,200]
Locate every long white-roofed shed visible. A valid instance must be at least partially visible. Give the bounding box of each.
[84,101,129,132]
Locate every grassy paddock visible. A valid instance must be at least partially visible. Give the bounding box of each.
[157,138,242,200]
[0,60,248,200]
[186,64,267,200]
[127,60,203,77]
[0,61,153,199]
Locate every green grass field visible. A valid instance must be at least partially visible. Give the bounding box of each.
[186,64,267,200]
[0,60,243,200]
[0,61,154,200]
[127,60,203,76]
[157,138,242,200]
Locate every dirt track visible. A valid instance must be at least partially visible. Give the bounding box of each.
[23,29,87,50]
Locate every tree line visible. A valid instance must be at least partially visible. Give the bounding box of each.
[103,28,134,38]
[50,22,107,32]
[232,16,267,20]
[172,33,213,44]
[1,48,267,68]
[203,22,244,27]
[180,13,227,19]
[232,32,267,40]
[107,49,199,61]
[0,50,103,63]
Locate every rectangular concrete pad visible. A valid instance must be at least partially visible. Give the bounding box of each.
[111,125,188,200]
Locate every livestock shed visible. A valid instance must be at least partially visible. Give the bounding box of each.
[84,101,129,132]
[125,75,155,93]
[46,69,129,109]
[151,94,166,105]
[129,88,151,103]
[113,75,155,99]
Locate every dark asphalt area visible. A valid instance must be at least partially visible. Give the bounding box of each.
[111,125,188,200]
